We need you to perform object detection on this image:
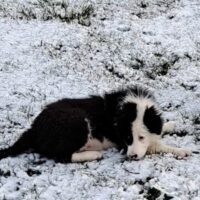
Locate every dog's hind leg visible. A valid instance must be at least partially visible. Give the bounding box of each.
[161,121,176,136]
[71,151,103,162]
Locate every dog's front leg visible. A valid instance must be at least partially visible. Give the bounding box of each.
[71,151,103,162]
[158,144,192,158]
[148,142,192,158]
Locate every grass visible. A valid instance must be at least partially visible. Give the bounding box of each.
[0,0,94,26]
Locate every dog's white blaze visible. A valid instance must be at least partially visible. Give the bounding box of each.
[123,95,160,114]
[125,96,159,159]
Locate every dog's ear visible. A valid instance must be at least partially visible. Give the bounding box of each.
[143,106,163,135]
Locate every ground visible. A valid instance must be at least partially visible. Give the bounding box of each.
[0,0,200,199]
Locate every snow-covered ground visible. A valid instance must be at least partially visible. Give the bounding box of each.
[0,0,200,199]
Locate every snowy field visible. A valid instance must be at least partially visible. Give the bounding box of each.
[0,0,200,199]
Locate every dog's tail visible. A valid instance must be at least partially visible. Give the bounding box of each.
[0,129,34,159]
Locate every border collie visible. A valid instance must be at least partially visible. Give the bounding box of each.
[0,86,191,163]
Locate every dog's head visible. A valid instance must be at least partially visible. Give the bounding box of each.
[116,92,163,160]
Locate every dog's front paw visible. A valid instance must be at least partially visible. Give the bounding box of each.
[92,151,103,160]
[71,151,103,162]
[175,149,192,158]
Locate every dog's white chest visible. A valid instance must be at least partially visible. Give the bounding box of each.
[79,136,116,152]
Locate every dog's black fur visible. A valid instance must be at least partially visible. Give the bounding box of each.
[0,86,163,162]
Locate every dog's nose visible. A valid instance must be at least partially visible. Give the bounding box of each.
[129,154,138,160]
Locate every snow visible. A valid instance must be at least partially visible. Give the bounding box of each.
[0,0,200,199]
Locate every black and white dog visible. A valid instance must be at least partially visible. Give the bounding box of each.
[0,86,191,163]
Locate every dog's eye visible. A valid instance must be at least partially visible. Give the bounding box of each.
[138,136,144,141]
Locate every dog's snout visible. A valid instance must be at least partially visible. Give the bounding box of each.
[129,154,138,160]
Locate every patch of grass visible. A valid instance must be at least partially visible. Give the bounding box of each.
[194,129,200,143]
[104,64,126,80]
[145,187,161,200]
[145,53,180,79]
[193,116,200,125]
[145,187,173,200]
[36,0,94,26]
[169,130,188,137]
[0,169,11,178]
[180,83,197,91]
[26,168,41,177]
[0,0,94,26]
[132,0,180,19]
